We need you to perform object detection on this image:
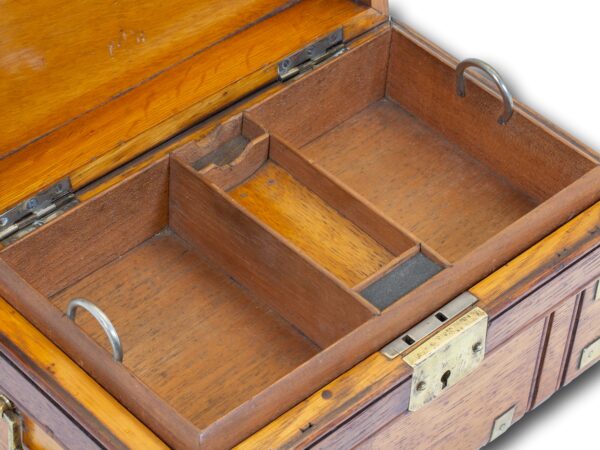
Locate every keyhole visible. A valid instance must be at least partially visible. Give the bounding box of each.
[440,370,452,389]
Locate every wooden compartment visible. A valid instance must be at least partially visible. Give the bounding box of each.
[247,27,599,265]
[0,156,378,448]
[0,17,599,450]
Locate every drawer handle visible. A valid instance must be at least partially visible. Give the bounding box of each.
[67,298,123,362]
[0,394,24,450]
[456,58,514,125]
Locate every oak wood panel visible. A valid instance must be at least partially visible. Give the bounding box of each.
[236,353,410,449]
[1,158,169,297]
[352,319,546,449]
[387,24,598,203]
[0,0,293,155]
[473,200,600,317]
[76,24,391,204]
[247,28,390,148]
[533,295,580,407]
[300,98,537,262]
[50,232,318,430]
[170,156,376,348]
[0,354,100,449]
[229,161,396,286]
[0,0,384,214]
[239,202,600,449]
[564,282,600,383]
[269,135,417,257]
[485,246,600,352]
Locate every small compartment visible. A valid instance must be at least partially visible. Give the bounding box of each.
[0,154,376,447]
[176,114,424,291]
[247,27,599,264]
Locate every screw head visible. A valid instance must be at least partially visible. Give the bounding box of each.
[0,217,8,227]
[416,381,427,392]
[25,198,38,211]
[472,342,483,353]
[281,58,291,69]
[54,183,64,194]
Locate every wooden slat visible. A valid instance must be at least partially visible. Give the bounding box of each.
[0,0,385,213]
[0,298,167,450]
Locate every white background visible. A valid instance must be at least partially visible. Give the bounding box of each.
[388,1,600,449]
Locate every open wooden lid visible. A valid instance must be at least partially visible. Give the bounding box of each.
[0,0,386,212]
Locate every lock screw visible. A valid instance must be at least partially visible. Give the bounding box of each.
[416,381,427,392]
[472,342,483,353]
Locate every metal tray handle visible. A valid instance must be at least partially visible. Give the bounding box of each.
[67,298,123,362]
[456,58,514,125]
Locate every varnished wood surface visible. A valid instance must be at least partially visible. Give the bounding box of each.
[0,0,384,215]
[0,0,293,155]
[565,281,600,383]
[1,158,169,297]
[50,232,319,430]
[533,295,579,407]
[300,99,537,262]
[388,24,598,203]
[0,354,99,449]
[352,319,546,449]
[235,353,410,449]
[239,201,600,448]
[229,162,395,286]
[0,298,166,450]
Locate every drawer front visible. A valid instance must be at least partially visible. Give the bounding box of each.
[314,317,546,449]
[0,353,100,450]
[565,279,600,383]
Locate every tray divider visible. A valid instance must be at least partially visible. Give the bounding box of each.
[169,154,378,348]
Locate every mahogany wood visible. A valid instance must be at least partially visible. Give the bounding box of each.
[170,156,377,347]
[1,159,169,297]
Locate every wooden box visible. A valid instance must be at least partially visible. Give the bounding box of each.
[0,1,599,449]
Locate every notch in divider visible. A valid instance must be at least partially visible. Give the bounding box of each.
[174,113,269,190]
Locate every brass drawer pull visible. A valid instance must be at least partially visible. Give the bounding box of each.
[67,298,123,362]
[456,58,514,125]
[0,394,24,450]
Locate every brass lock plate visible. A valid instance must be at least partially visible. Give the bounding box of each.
[404,307,488,411]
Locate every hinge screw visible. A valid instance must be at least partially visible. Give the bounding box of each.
[416,381,427,392]
[472,342,483,353]
[0,217,7,227]
[25,198,38,211]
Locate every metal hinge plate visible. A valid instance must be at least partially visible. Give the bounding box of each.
[0,178,78,244]
[278,28,345,81]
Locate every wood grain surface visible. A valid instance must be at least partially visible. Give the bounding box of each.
[564,281,600,383]
[230,161,395,286]
[0,0,384,215]
[300,98,537,262]
[352,319,546,449]
[50,232,318,430]
[0,298,166,450]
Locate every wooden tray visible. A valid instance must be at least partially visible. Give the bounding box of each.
[0,2,599,449]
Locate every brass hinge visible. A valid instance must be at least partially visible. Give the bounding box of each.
[380,293,488,411]
[277,28,346,81]
[0,178,79,244]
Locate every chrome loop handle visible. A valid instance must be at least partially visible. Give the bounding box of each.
[456,58,514,125]
[67,298,123,362]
